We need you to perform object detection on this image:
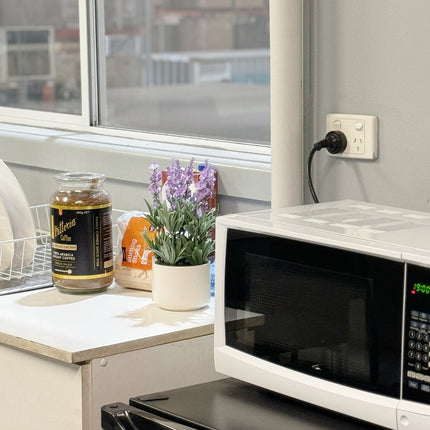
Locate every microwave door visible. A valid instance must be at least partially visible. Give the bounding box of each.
[224,230,403,399]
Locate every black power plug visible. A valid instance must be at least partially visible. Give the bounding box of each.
[307,130,347,203]
[312,130,347,154]
[324,130,347,154]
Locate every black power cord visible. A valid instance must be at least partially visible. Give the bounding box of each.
[307,130,347,204]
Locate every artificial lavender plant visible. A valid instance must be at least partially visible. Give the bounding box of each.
[143,158,217,266]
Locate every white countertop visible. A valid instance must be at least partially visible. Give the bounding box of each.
[0,283,215,364]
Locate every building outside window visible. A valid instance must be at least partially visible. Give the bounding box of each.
[0,0,270,147]
[0,0,81,115]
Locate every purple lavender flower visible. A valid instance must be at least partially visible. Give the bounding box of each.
[165,158,195,207]
[183,158,195,200]
[149,161,162,206]
[195,160,216,213]
[165,159,179,204]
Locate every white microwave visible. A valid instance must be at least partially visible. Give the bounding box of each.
[214,200,430,430]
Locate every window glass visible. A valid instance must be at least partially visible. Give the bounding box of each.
[0,0,81,115]
[101,0,270,145]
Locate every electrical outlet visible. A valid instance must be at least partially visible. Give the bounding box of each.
[326,114,378,160]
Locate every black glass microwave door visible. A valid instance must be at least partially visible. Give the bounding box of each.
[246,253,372,389]
[224,230,403,398]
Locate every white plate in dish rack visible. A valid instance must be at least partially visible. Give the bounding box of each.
[0,197,14,271]
[0,204,51,295]
[0,160,36,268]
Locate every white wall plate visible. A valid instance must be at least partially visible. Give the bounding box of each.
[326,113,378,160]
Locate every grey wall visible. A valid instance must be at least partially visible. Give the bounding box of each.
[307,0,430,212]
[7,161,270,216]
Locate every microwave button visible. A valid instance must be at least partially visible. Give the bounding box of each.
[416,362,423,371]
[409,330,416,339]
[407,370,416,379]
[408,340,416,349]
[416,342,423,351]
[424,375,430,383]
[411,321,419,328]
[408,350,415,360]
[416,332,423,341]
[420,323,428,331]
[423,354,429,363]
[420,312,428,320]
[423,344,430,353]
[421,384,430,393]
[416,373,425,381]
[408,380,419,389]
[424,334,430,342]
[412,310,420,319]
[415,352,423,361]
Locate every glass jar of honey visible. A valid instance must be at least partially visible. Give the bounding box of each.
[50,172,113,294]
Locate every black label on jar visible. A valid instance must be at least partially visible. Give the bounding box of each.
[50,204,113,279]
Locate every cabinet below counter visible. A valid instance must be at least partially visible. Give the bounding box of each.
[0,283,223,430]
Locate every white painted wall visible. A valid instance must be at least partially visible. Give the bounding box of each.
[307,0,430,212]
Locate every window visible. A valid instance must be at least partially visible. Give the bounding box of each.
[0,0,270,147]
[99,0,270,145]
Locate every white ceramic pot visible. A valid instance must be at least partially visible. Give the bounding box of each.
[152,261,211,311]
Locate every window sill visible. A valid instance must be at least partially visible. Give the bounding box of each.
[0,123,271,202]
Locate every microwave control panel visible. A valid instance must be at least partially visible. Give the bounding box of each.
[404,264,430,403]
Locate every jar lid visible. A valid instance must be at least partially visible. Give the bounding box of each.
[55,172,105,183]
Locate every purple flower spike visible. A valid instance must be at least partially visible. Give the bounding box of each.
[183,158,195,200]
[165,158,196,205]
[149,161,162,206]
[165,159,182,206]
[195,160,216,213]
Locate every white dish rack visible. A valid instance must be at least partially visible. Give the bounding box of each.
[0,204,124,295]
